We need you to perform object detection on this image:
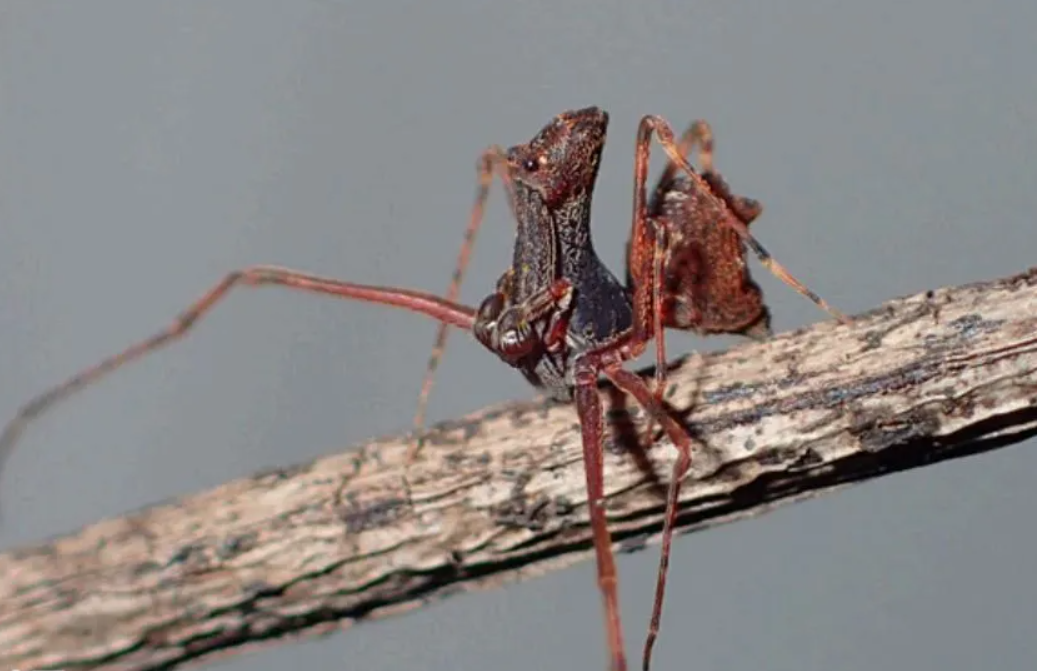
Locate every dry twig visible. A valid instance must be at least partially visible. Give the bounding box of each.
[2,267,1037,671]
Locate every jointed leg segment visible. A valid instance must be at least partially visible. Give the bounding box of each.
[473,277,574,362]
[410,147,517,460]
[0,266,476,467]
[638,115,848,324]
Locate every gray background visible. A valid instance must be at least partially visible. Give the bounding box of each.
[1,1,1036,670]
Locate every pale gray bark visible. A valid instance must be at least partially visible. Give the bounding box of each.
[2,267,1036,671]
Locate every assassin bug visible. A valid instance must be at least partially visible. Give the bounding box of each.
[414,108,846,670]
[413,118,841,454]
[0,109,846,671]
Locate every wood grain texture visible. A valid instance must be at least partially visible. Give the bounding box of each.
[3,267,1037,671]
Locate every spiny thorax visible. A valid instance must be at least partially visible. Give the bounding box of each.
[512,180,633,349]
[510,182,604,299]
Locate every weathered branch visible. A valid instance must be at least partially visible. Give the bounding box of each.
[3,267,1037,671]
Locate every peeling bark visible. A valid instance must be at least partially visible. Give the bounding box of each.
[2,267,1037,671]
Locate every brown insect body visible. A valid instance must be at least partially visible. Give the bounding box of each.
[475,108,634,400]
[431,108,847,671]
[646,166,771,339]
[0,107,848,671]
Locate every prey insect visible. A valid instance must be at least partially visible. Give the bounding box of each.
[631,119,783,452]
[638,119,775,342]
[413,109,847,671]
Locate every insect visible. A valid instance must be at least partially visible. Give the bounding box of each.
[0,108,846,671]
[413,118,842,454]
[414,108,846,671]
[638,119,775,342]
[630,118,783,454]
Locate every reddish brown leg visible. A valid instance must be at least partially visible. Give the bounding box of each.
[604,366,694,671]
[409,146,516,461]
[639,120,717,449]
[638,115,849,325]
[474,277,573,363]
[572,362,627,671]
[651,119,767,231]
[0,265,476,468]
[627,116,852,671]
[649,119,715,203]
[573,345,703,671]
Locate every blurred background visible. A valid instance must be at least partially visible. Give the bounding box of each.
[1,1,1036,670]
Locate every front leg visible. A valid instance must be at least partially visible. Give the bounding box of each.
[473,268,520,355]
[473,279,574,364]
